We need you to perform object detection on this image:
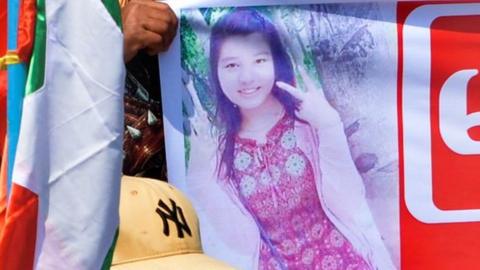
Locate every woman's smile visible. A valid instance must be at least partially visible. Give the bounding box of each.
[238,86,261,95]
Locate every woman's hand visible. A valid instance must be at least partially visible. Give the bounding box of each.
[276,67,341,129]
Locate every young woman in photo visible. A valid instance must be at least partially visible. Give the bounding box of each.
[187,8,395,270]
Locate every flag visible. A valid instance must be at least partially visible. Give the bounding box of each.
[0,0,7,235]
[0,0,7,146]
[1,0,37,235]
[0,140,7,235]
[0,0,125,268]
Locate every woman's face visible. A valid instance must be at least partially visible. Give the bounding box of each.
[217,33,275,111]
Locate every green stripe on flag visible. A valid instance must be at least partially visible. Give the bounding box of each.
[102,0,122,30]
[25,0,46,96]
[101,228,119,270]
[26,0,122,96]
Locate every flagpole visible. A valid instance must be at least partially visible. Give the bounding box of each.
[7,0,27,194]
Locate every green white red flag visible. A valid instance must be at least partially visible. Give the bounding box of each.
[0,0,125,269]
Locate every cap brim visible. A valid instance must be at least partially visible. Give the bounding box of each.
[111,253,235,270]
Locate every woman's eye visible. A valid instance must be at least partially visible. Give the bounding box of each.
[224,63,238,69]
[256,58,267,64]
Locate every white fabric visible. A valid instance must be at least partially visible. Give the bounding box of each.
[11,0,125,269]
[187,116,396,270]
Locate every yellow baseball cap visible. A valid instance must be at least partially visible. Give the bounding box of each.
[111,176,235,269]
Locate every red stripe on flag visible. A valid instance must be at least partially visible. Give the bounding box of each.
[16,0,37,62]
[0,0,5,55]
[0,0,7,236]
[0,138,7,235]
[0,0,6,152]
[0,184,38,270]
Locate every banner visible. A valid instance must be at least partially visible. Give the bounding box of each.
[159,1,480,269]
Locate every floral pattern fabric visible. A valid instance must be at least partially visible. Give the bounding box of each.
[229,114,371,270]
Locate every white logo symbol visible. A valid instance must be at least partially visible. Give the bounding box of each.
[403,3,480,223]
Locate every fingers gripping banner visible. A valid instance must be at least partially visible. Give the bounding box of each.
[159,1,480,269]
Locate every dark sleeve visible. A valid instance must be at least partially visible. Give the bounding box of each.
[122,51,168,180]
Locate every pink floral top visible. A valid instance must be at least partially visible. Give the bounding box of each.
[228,114,371,270]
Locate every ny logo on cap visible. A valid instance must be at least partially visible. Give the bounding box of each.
[156,198,192,238]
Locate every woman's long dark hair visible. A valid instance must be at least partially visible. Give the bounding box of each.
[210,8,297,180]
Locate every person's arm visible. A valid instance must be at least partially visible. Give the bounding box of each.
[121,0,178,62]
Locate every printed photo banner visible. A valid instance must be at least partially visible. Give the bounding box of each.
[159,1,480,269]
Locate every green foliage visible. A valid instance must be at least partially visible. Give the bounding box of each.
[180,14,208,76]
[184,135,191,168]
[253,6,274,19]
[302,49,324,88]
[303,50,315,73]
[200,7,233,26]
[192,74,216,119]
[180,12,216,120]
